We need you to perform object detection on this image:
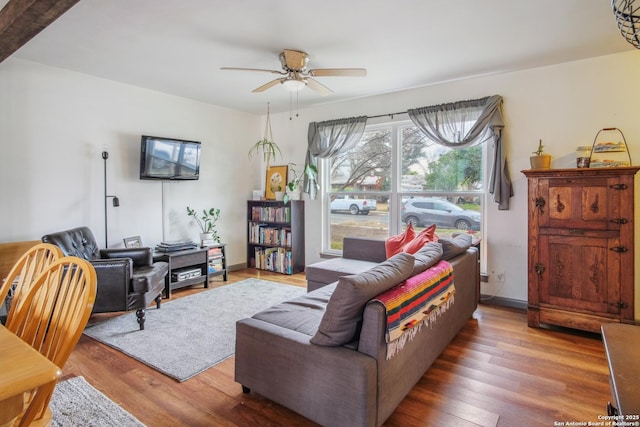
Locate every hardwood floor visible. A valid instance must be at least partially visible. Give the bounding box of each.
[62,269,612,426]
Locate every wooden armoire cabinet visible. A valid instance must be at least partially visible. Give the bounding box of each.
[522,167,639,333]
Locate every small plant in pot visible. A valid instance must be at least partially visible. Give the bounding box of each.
[187,206,221,243]
[283,163,319,204]
[530,139,551,169]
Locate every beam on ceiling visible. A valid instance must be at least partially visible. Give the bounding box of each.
[0,0,80,63]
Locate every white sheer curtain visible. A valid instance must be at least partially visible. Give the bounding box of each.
[304,116,368,199]
[407,95,513,210]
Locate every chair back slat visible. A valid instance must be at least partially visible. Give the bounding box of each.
[0,243,63,316]
[6,256,96,426]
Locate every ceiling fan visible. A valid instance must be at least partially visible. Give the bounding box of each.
[221,49,367,96]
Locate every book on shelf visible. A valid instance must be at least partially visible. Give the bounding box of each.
[253,246,293,274]
[251,206,291,223]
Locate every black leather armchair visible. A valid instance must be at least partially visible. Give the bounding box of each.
[42,226,168,330]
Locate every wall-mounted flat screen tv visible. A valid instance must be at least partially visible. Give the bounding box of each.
[140,135,201,180]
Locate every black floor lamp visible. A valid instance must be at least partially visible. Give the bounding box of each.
[102,151,119,248]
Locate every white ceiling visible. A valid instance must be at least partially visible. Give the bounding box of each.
[4,0,635,114]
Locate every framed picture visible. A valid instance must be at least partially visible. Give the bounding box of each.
[123,236,143,248]
[265,165,287,200]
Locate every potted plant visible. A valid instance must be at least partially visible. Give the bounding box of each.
[187,206,221,243]
[283,163,319,204]
[530,139,551,169]
[285,163,303,202]
[248,137,282,171]
[248,102,282,171]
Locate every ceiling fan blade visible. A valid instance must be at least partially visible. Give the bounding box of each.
[308,68,367,77]
[252,78,285,93]
[221,67,285,75]
[282,49,308,70]
[305,77,333,96]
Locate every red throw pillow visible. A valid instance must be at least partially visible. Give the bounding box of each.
[385,223,416,258]
[402,224,439,254]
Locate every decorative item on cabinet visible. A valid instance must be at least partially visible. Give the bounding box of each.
[522,167,640,333]
[529,139,551,169]
[266,165,287,201]
[588,128,631,169]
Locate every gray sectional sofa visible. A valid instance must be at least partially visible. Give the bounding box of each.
[235,236,479,427]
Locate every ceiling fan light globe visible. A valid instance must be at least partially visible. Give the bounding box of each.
[282,78,306,92]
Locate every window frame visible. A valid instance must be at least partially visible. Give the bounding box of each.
[321,119,487,258]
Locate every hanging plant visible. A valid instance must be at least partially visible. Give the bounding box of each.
[248,102,282,170]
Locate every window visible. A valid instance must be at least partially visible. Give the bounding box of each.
[324,120,484,253]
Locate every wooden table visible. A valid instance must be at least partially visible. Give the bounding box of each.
[0,325,61,426]
[601,323,640,416]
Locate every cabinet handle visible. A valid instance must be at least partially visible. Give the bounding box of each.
[569,229,584,235]
[610,218,628,225]
[534,263,545,276]
[556,194,565,213]
[610,246,628,253]
[609,183,628,190]
[590,194,599,213]
[609,301,628,309]
[535,197,546,214]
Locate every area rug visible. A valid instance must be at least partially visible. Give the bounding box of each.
[83,278,306,382]
[50,376,145,426]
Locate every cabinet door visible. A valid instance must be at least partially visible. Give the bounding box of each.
[539,234,621,316]
[542,177,619,231]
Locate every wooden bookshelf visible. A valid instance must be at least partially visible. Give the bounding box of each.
[246,200,304,275]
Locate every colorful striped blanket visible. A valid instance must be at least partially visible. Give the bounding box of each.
[372,260,455,359]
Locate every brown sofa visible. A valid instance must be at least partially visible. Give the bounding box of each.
[235,236,479,427]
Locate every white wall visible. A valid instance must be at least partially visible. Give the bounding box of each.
[0,58,262,267]
[268,51,640,313]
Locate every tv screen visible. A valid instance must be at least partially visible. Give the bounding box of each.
[140,135,201,180]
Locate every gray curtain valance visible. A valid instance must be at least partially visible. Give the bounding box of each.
[407,95,513,210]
[304,116,368,199]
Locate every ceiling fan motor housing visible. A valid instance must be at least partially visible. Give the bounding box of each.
[280,49,310,72]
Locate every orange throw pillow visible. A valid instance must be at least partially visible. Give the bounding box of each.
[402,224,439,254]
[385,223,416,258]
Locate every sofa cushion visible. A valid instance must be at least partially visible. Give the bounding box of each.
[385,223,416,258]
[253,284,336,337]
[440,233,473,260]
[311,252,415,346]
[412,242,443,275]
[402,224,438,254]
[305,258,378,288]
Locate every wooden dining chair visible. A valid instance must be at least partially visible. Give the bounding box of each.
[5,256,97,427]
[0,243,63,319]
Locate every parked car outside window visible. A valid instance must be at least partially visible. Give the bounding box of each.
[401,197,480,231]
[330,195,377,215]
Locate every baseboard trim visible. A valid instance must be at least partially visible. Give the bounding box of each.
[227,263,247,272]
[479,294,527,311]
